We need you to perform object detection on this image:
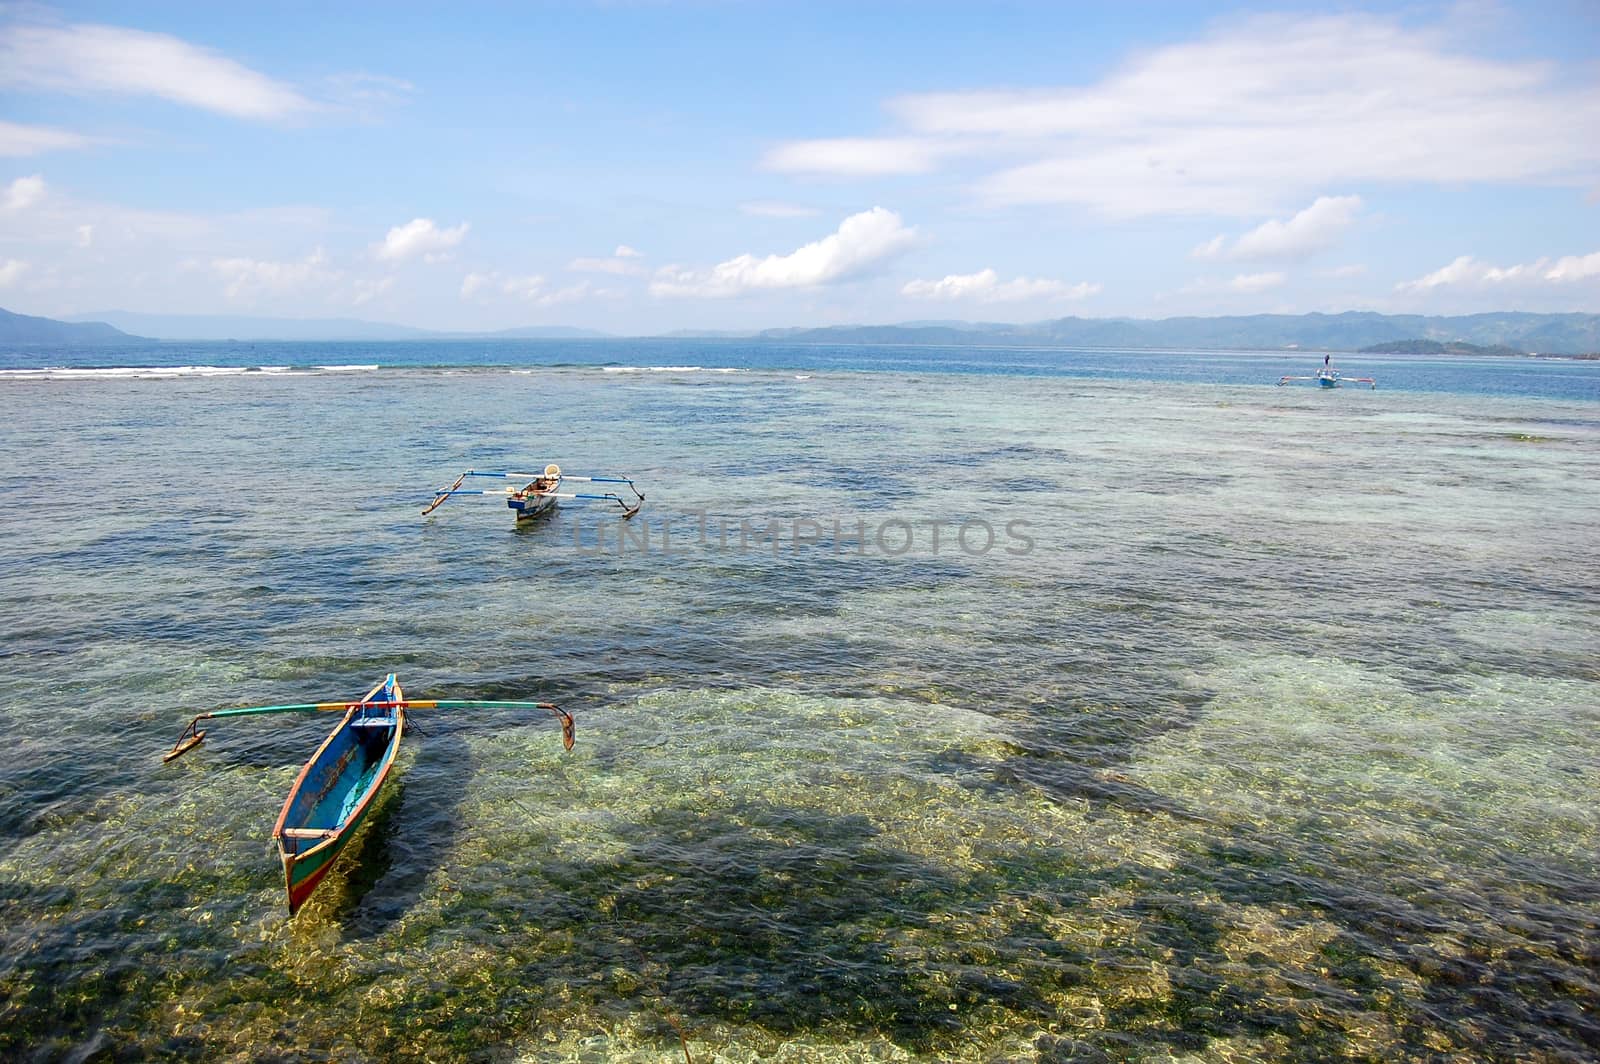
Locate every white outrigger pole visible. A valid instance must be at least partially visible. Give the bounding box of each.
[1278,362,1376,389]
[423,464,644,522]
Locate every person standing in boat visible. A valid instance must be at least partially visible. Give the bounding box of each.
[1324,353,1331,368]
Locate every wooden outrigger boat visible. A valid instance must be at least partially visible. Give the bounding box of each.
[1278,364,1376,389]
[423,463,644,523]
[163,674,573,915]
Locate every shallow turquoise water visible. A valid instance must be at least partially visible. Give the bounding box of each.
[1,357,1596,1060]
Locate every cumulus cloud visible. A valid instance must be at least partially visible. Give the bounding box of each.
[499,274,546,301]
[0,259,29,286]
[1398,250,1600,291]
[739,201,822,219]
[901,268,1100,303]
[1398,255,1527,290]
[650,207,916,298]
[0,120,94,157]
[1544,251,1600,283]
[350,277,393,306]
[1228,272,1286,293]
[767,12,1600,217]
[211,248,337,300]
[375,218,469,262]
[325,71,415,112]
[4,175,45,210]
[569,245,646,276]
[761,137,948,177]
[1180,271,1287,296]
[461,271,595,307]
[1194,196,1362,261]
[0,21,312,120]
[538,281,594,306]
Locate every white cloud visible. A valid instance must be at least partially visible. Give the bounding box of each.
[460,271,594,307]
[771,12,1600,217]
[375,218,469,262]
[500,274,546,301]
[538,281,593,306]
[1324,264,1367,278]
[1544,251,1600,283]
[4,175,45,210]
[1399,255,1486,290]
[0,120,94,157]
[761,137,948,177]
[902,268,1100,303]
[1195,196,1362,261]
[739,201,822,219]
[568,246,646,276]
[0,259,29,287]
[1401,254,1536,291]
[350,277,393,306]
[211,248,337,301]
[1180,271,1288,297]
[0,21,312,120]
[650,207,916,298]
[325,71,415,112]
[1228,272,1286,293]
[75,224,93,248]
[1398,250,1600,291]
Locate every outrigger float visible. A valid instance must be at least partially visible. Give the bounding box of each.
[163,674,573,915]
[1278,365,1376,389]
[423,464,644,523]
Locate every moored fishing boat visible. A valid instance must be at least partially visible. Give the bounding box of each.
[163,675,574,915]
[423,463,644,523]
[1278,365,1376,389]
[272,675,405,915]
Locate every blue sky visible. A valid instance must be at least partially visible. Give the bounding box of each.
[2,1,1597,333]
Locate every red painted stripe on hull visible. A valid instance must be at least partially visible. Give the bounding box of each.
[285,853,338,915]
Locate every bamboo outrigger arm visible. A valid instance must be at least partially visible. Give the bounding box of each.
[422,468,645,518]
[163,699,574,762]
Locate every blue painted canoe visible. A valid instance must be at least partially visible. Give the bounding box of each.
[270,674,404,915]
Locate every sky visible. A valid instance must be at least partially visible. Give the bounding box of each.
[1,0,1598,334]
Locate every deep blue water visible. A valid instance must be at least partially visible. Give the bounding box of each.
[2,338,1597,400]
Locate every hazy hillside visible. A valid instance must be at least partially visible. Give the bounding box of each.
[20,306,1599,352]
[69,311,439,341]
[70,311,610,341]
[473,326,611,339]
[0,307,141,343]
[755,311,1600,354]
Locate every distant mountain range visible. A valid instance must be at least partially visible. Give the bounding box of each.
[751,311,1600,354]
[3,305,1597,353]
[63,311,609,342]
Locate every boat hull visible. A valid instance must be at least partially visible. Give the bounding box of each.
[507,492,558,522]
[272,676,404,915]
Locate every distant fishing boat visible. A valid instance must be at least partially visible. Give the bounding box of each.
[423,463,644,523]
[163,674,573,915]
[1278,365,1376,389]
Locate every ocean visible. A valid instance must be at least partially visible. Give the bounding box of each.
[1,341,1597,1061]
